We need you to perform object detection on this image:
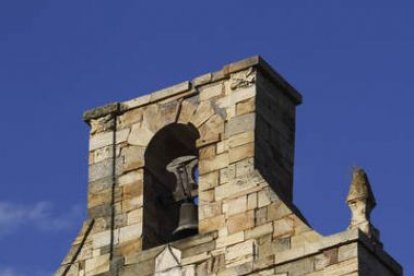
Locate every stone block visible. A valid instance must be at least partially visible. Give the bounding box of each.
[222,195,247,217]
[118,238,142,257]
[225,113,255,138]
[199,82,223,101]
[319,258,358,275]
[229,143,254,164]
[141,104,164,133]
[182,240,215,258]
[245,223,273,240]
[117,108,143,129]
[267,202,292,221]
[216,232,245,248]
[92,230,112,249]
[272,238,291,253]
[88,157,123,182]
[199,215,225,233]
[255,206,268,226]
[127,209,143,225]
[199,201,222,220]
[119,223,142,243]
[247,192,257,210]
[338,243,358,262]
[89,128,130,151]
[215,173,264,201]
[216,140,228,154]
[199,171,219,192]
[219,164,236,184]
[235,158,254,177]
[190,100,215,127]
[258,189,272,208]
[84,254,110,276]
[216,85,255,109]
[227,210,254,234]
[93,145,120,164]
[199,145,216,160]
[236,97,255,115]
[228,131,255,149]
[88,188,112,209]
[192,73,212,87]
[274,257,314,276]
[199,113,225,141]
[273,218,294,238]
[199,153,229,174]
[314,248,338,271]
[118,170,143,186]
[181,252,210,265]
[225,239,256,264]
[122,94,151,110]
[121,145,145,171]
[127,124,154,146]
[217,261,253,276]
[88,203,112,218]
[121,195,143,212]
[150,81,190,102]
[177,98,197,124]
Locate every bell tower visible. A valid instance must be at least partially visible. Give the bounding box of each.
[56,56,402,276]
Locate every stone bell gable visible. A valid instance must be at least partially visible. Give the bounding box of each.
[56,56,402,276]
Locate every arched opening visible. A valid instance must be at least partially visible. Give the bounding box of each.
[143,123,200,249]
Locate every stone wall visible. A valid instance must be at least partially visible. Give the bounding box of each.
[56,56,402,276]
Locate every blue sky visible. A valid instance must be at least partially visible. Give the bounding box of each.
[0,1,413,275]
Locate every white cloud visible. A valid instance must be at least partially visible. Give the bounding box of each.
[0,267,20,276]
[0,266,52,276]
[0,201,83,238]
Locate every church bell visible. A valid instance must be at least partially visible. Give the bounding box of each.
[166,155,199,239]
[173,201,198,239]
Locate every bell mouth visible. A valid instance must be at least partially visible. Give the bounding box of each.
[172,201,198,240]
[173,227,198,240]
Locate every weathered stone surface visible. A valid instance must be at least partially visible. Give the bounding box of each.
[177,98,198,124]
[84,254,110,276]
[199,202,222,220]
[246,223,273,240]
[84,102,119,121]
[225,113,255,138]
[215,173,265,201]
[236,97,255,115]
[117,108,143,129]
[89,128,129,151]
[199,153,229,174]
[229,142,254,164]
[127,124,154,146]
[222,195,247,217]
[199,82,223,101]
[225,239,256,264]
[155,246,181,273]
[216,232,244,248]
[199,215,225,233]
[190,100,215,127]
[119,223,142,243]
[59,56,402,276]
[226,210,254,234]
[216,85,255,109]
[88,157,123,182]
[122,146,145,172]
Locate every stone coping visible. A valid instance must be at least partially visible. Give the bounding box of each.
[120,228,402,275]
[270,229,402,275]
[83,56,303,122]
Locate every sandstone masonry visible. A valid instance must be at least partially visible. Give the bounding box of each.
[56,56,402,276]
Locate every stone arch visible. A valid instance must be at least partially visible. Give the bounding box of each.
[142,123,200,249]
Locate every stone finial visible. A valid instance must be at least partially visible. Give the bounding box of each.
[347,167,380,242]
